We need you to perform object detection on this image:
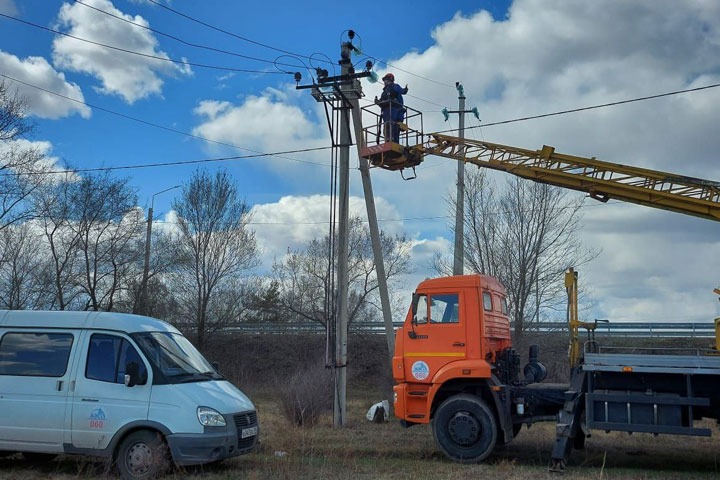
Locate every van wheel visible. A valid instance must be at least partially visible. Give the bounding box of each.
[21,452,57,462]
[116,430,170,480]
[432,394,497,463]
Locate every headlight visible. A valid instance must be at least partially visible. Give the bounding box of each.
[197,407,226,427]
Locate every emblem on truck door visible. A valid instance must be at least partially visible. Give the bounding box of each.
[411,361,430,380]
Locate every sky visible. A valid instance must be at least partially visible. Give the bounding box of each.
[1,0,719,323]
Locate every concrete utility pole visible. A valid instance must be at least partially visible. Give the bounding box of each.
[349,98,395,358]
[443,83,479,276]
[333,41,352,427]
[139,185,180,315]
[452,83,466,275]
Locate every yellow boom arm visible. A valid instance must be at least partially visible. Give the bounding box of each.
[413,134,720,222]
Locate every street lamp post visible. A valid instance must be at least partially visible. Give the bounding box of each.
[139,185,180,315]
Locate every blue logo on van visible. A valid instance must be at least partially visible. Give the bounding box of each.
[89,408,106,420]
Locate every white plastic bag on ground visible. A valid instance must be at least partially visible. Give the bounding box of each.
[365,400,390,423]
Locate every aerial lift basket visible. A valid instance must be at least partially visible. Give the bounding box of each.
[359,103,426,177]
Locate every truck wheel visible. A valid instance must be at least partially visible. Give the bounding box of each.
[116,430,170,480]
[21,452,57,462]
[432,394,497,463]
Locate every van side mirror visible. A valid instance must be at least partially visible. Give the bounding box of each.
[211,361,220,373]
[124,361,139,387]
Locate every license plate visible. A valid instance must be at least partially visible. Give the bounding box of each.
[241,426,258,439]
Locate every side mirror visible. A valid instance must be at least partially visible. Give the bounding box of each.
[211,361,220,373]
[411,293,420,325]
[124,361,139,387]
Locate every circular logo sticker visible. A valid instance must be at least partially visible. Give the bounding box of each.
[411,361,430,380]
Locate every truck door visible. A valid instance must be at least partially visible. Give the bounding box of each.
[70,332,152,450]
[0,330,77,452]
[403,293,466,383]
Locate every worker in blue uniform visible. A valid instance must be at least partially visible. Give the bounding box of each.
[374,73,408,143]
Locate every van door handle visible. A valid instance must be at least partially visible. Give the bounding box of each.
[81,398,99,403]
[452,342,465,347]
[56,380,64,391]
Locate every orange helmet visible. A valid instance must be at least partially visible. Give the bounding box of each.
[382,73,395,82]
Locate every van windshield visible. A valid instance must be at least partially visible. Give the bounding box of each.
[132,332,221,383]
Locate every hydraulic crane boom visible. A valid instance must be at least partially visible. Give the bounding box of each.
[419,133,720,221]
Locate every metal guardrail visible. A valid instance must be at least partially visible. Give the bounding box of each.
[176,321,718,338]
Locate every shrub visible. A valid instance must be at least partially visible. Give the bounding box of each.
[277,361,333,427]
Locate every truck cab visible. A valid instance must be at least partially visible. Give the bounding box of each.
[392,274,565,462]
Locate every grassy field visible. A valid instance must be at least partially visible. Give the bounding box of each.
[2,333,718,479]
[2,387,719,479]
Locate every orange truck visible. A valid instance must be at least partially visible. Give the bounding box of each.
[392,274,720,469]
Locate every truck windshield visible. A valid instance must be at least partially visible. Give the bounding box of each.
[132,332,221,383]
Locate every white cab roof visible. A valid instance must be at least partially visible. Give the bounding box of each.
[0,310,180,335]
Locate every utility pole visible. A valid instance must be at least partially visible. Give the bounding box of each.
[139,185,180,315]
[333,41,352,427]
[350,99,395,357]
[296,31,374,427]
[443,82,479,276]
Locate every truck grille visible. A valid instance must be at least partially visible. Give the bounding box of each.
[233,411,258,450]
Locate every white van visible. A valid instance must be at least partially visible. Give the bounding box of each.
[0,310,258,479]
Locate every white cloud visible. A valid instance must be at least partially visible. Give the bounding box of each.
[187,1,720,323]
[248,194,403,269]
[0,138,74,179]
[0,50,90,119]
[0,0,17,15]
[192,93,322,151]
[355,0,720,323]
[51,0,191,104]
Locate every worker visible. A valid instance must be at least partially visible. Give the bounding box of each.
[374,73,408,143]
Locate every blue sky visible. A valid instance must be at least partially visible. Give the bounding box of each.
[1,0,510,214]
[1,0,719,323]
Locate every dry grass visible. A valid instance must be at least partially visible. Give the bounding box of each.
[2,387,719,480]
[2,333,718,479]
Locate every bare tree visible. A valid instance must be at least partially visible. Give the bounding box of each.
[0,81,51,230]
[438,170,596,338]
[273,217,411,326]
[32,178,83,310]
[0,223,53,309]
[128,228,179,316]
[69,172,143,311]
[171,169,258,347]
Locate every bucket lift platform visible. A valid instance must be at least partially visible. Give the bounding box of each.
[359,103,426,175]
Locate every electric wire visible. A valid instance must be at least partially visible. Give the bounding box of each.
[0,147,334,177]
[0,73,331,168]
[152,200,626,227]
[433,82,720,135]
[364,55,455,89]
[70,0,306,70]
[0,13,289,75]
[144,0,330,63]
[142,0,457,89]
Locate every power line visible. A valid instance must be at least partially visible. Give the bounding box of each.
[366,56,455,89]
[0,147,333,177]
[142,0,456,89]
[0,13,289,75]
[153,199,626,227]
[0,73,330,168]
[70,0,304,70]
[433,82,720,134]
[144,0,328,63]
